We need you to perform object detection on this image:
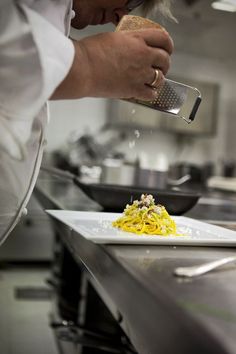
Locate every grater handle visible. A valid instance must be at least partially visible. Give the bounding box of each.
[189,96,202,122]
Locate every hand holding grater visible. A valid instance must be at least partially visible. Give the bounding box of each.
[116,15,202,123]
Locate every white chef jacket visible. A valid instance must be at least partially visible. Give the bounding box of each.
[0,0,75,244]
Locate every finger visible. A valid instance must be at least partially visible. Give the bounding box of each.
[137,28,174,55]
[134,71,165,101]
[148,69,164,88]
[151,48,171,75]
[145,68,164,88]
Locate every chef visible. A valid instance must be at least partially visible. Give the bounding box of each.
[0,0,173,244]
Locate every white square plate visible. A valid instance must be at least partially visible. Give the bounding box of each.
[46,210,236,247]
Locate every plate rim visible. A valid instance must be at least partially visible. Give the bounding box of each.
[46,210,236,247]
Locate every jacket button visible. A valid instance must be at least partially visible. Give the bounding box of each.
[71,10,76,19]
[22,208,28,216]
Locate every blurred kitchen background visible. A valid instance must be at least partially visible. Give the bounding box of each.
[0,1,236,353]
[1,0,236,262]
[46,0,236,183]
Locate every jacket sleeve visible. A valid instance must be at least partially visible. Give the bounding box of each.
[0,0,75,159]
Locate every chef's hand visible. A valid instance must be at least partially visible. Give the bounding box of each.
[51,29,173,101]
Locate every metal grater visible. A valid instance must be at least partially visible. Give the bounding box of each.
[116,15,202,123]
[128,78,202,123]
[150,80,187,114]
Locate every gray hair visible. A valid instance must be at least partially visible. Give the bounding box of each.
[142,0,176,20]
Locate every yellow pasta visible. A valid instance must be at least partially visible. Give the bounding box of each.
[112,194,178,236]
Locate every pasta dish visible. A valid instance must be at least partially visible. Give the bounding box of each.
[112,194,177,236]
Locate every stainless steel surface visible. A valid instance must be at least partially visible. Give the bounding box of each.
[50,220,228,354]
[186,190,236,222]
[35,171,236,354]
[101,162,191,189]
[198,197,236,206]
[137,169,168,189]
[40,165,200,215]
[41,165,75,181]
[100,159,136,186]
[168,174,191,186]
[174,257,236,277]
[0,195,54,261]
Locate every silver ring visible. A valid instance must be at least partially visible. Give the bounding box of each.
[149,69,159,88]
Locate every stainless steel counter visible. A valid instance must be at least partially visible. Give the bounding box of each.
[34,171,236,354]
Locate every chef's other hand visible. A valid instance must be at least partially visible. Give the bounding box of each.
[52,28,173,101]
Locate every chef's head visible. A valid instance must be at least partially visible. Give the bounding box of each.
[72,0,172,29]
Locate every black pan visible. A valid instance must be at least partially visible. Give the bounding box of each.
[41,166,200,215]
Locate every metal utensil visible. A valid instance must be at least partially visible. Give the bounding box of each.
[40,165,200,215]
[129,79,202,123]
[116,15,202,123]
[174,257,236,277]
